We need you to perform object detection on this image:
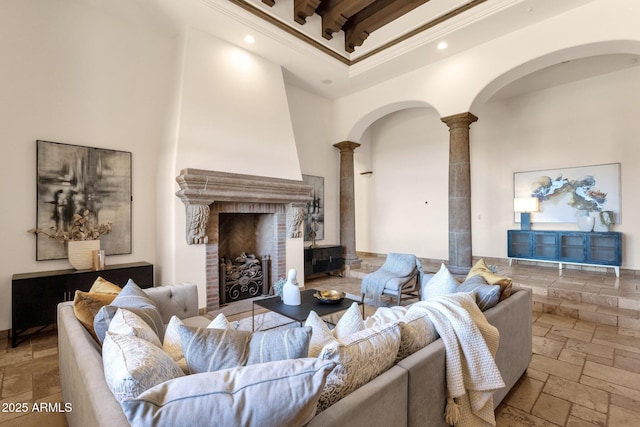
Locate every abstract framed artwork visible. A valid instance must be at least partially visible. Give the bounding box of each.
[302,174,324,242]
[35,140,132,260]
[514,163,621,224]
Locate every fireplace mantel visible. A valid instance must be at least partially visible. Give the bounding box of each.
[176,169,312,244]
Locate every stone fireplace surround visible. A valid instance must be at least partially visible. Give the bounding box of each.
[176,169,312,312]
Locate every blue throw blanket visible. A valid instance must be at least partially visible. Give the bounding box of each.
[361,253,421,305]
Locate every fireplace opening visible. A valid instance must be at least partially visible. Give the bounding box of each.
[219,253,270,305]
[218,213,275,305]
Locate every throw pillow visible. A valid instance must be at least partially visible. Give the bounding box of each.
[317,322,401,411]
[467,259,512,301]
[94,279,165,343]
[396,310,438,361]
[304,303,365,357]
[108,308,162,347]
[72,276,122,339]
[73,291,117,340]
[455,275,501,311]
[208,312,231,330]
[178,325,251,374]
[421,263,459,300]
[164,315,233,374]
[102,332,184,402]
[305,311,335,357]
[331,302,365,339]
[120,358,336,427]
[246,326,312,365]
[365,305,438,361]
[163,316,189,373]
[89,276,122,295]
[364,305,408,329]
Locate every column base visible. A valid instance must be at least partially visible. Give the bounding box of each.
[447,265,471,276]
[343,254,361,267]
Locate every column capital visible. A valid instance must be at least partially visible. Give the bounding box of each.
[441,112,478,130]
[333,141,361,152]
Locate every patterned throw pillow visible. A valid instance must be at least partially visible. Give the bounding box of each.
[455,275,501,311]
[395,309,439,361]
[73,292,117,340]
[94,279,165,343]
[466,259,512,301]
[102,332,184,402]
[108,308,162,347]
[421,263,459,300]
[317,322,401,411]
[365,305,438,361]
[72,277,122,339]
[120,359,336,427]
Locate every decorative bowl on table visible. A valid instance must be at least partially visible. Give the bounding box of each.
[313,290,346,304]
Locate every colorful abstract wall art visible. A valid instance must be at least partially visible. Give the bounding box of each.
[514,163,621,224]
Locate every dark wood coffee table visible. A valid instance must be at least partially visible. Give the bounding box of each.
[251,288,363,331]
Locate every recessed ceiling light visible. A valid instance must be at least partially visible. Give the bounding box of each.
[437,41,448,50]
[244,35,255,44]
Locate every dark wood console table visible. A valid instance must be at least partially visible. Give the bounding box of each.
[304,245,344,279]
[11,261,153,347]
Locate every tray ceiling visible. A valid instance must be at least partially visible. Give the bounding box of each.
[230,0,489,63]
[151,0,601,98]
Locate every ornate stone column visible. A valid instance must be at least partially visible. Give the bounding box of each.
[441,112,478,275]
[333,141,361,267]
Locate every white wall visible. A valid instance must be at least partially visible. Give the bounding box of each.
[0,0,176,331]
[355,66,640,270]
[173,27,301,179]
[286,84,341,248]
[355,107,450,259]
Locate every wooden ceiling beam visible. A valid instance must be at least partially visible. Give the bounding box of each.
[231,0,488,56]
[316,0,376,40]
[344,0,430,52]
[294,0,321,24]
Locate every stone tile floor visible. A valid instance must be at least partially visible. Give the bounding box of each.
[1,260,639,426]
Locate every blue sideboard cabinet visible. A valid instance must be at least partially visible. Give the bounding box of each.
[507,230,621,276]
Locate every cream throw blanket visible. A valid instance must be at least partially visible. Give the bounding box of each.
[410,293,505,426]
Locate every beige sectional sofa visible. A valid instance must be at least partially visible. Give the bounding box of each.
[57,282,532,427]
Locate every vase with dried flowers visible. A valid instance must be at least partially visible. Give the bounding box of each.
[29,210,112,270]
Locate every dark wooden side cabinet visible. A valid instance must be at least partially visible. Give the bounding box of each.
[11,261,153,347]
[304,245,344,279]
